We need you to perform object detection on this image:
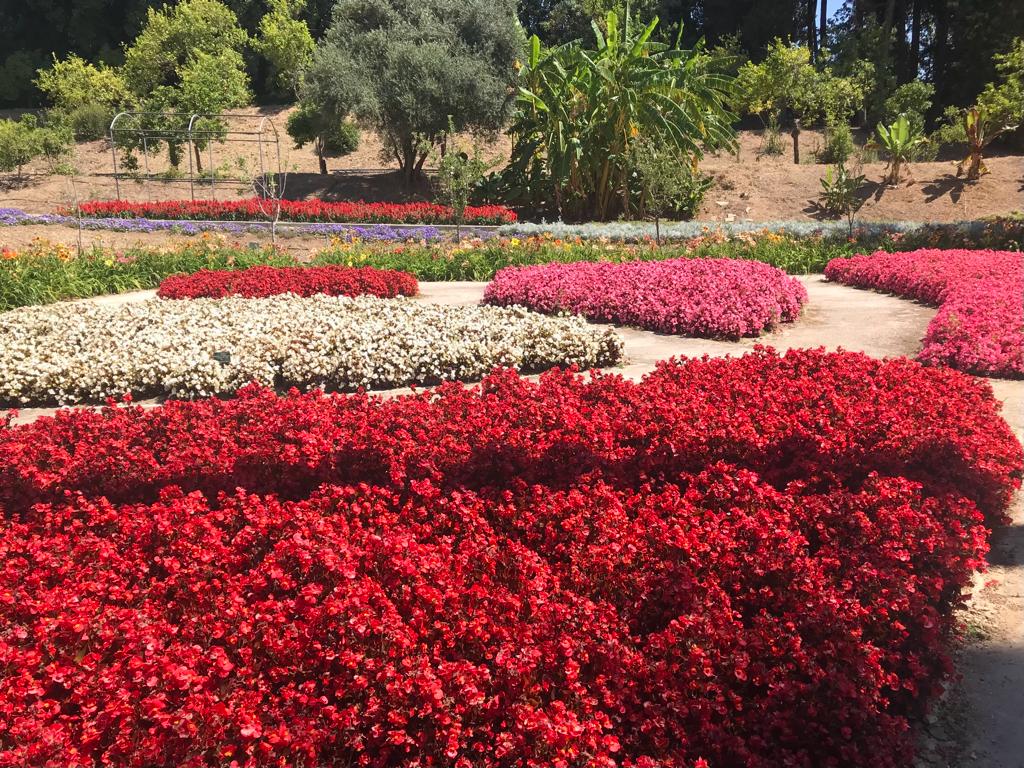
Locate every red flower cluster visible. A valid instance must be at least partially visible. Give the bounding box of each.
[1,349,1021,768]
[825,248,1024,377]
[75,199,517,225]
[483,258,808,338]
[157,265,418,300]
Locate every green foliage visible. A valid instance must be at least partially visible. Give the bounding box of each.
[0,240,294,312]
[308,0,524,181]
[0,115,72,179]
[286,103,359,173]
[505,11,735,221]
[120,0,251,169]
[35,55,131,113]
[818,122,854,164]
[254,0,315,94]
[631,135,710,240]
[818,162,866,235]
[436,122,490,238]
[882,81,934,136]
[66,103,116,141]
[123,0,249,95]
[734,40,863,128]
[874,114,926,186]
[933,38,1022,180]
[35,55,133,140]
[760,116,786,156]
[0,51,46,104]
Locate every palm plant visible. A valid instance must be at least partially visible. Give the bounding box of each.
[874,114,926,186]
[507,8,736,221]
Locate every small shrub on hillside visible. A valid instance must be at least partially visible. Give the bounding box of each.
[818,121,855,164]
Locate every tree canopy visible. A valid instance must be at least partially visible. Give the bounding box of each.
[306,0,524,180]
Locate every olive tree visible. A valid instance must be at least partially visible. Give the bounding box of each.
[306,0,524,183]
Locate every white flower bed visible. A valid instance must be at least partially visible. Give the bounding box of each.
[0,295,624,405]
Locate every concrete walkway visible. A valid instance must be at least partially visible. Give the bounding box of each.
[5,276,1024,767]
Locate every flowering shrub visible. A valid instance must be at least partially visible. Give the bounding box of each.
[158,264,418,299]
[0,349,1020,767]
[484,258,808,338]
[0,296,622,404]
[74,198,518,225]
[825,248,1024,377]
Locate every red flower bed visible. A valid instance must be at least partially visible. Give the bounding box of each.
[157,264,418,299]
[1,349,1021,768]
[825,248,1024,377]
[75,198,517,225]
[483,258,808,338]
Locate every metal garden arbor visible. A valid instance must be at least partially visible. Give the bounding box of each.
[108,111,282,200]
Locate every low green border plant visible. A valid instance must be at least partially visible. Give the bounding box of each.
[2,215,1021,310]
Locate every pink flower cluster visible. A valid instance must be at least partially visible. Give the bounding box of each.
[157,265,418,299]
[0,349,1021,767]
[825,249,1023,377]
[483,258,808,338]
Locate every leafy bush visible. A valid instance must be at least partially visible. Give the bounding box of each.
[818,121,854,164]
[818,162,867,234]
[484,258,807,337]
[1,350,1021,766]
[0,114,71,178]
[121,0,251,170]
[882,81,935,136]
[630,136,711,240]
[826,248,1024,377]
[34,54,131,139]
[286,103,360,174]
[66,102,114,141]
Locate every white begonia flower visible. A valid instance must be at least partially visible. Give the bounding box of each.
[0,296,624,406]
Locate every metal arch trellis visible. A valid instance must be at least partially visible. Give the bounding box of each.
[108,111,282,202]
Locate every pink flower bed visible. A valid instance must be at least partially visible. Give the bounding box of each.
[483,258,808,338]
[825,249,1024,377]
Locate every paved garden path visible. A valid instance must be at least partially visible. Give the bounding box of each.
[6,276,1024,767]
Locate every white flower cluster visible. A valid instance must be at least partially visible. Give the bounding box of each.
[0,295,624,405]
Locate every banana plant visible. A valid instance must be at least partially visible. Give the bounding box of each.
[874,113,926,186]
[505,7,737,221]
[956,106,1019,180]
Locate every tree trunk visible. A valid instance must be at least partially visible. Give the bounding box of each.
[318,151,328,175]
[400,137,417,185]
[806,0,817,62]
[819,0,828,56]
[193,143,203,174]
[909,0,922,80]
[933,0,949,106]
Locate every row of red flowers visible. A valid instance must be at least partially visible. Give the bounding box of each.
[157,264,418,300]
[1,349,1021,767]
[74,199,517,225]
[483,258,808,338]
[825,248,1024,378]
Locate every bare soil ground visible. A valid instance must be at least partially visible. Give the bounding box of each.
[2,105,1022,229]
